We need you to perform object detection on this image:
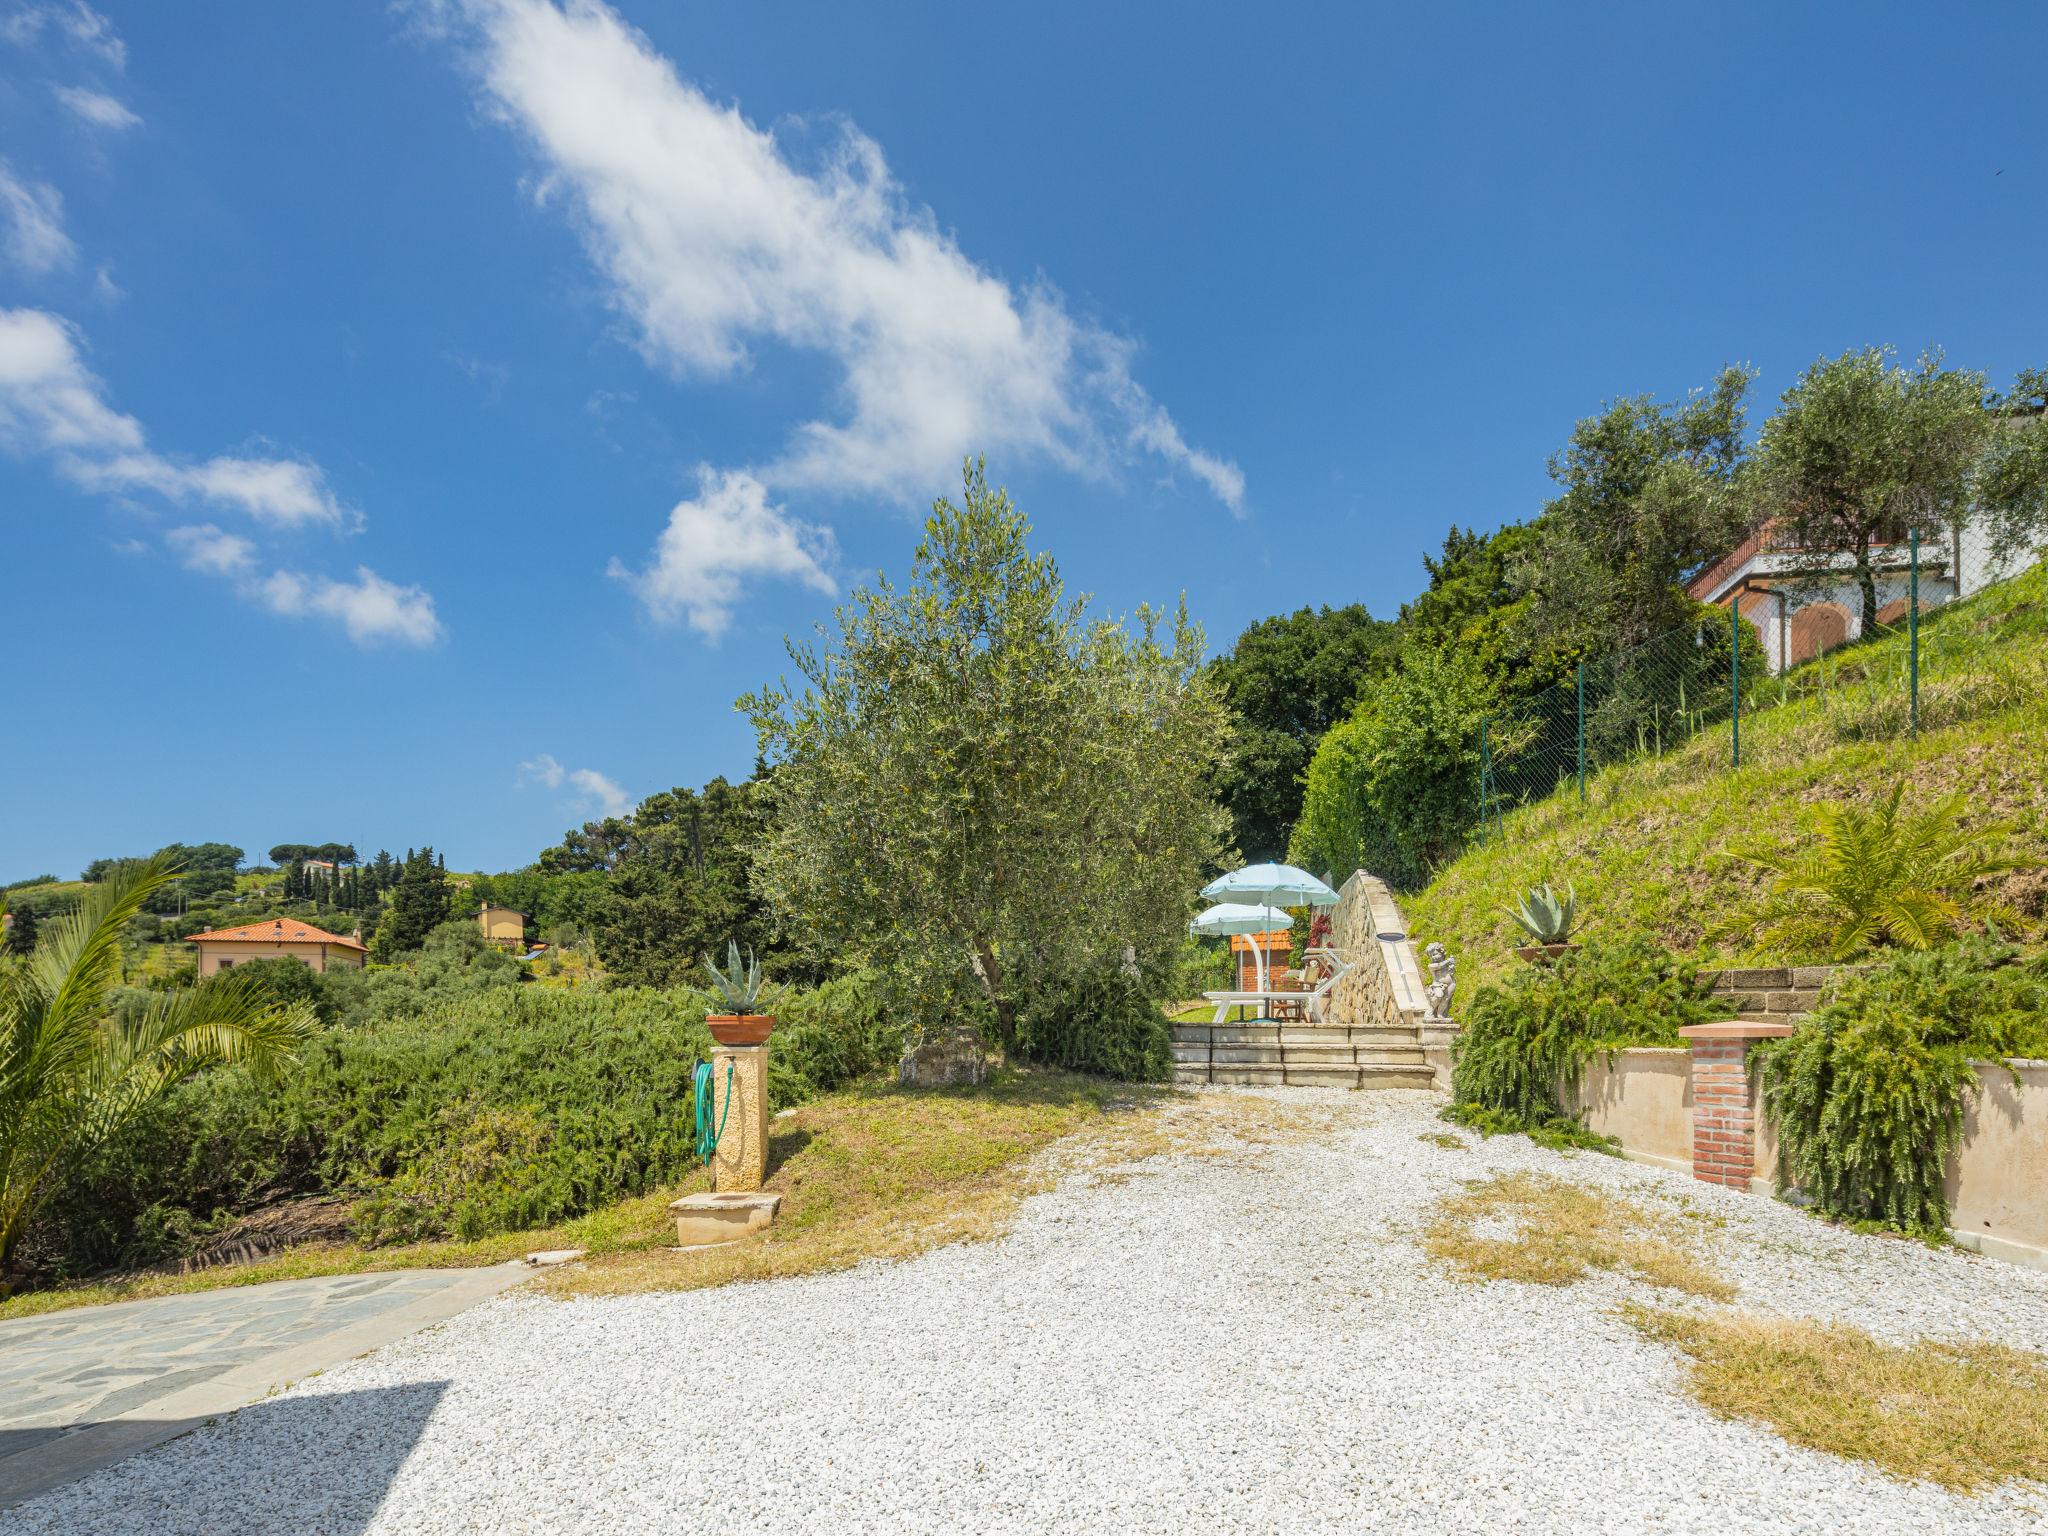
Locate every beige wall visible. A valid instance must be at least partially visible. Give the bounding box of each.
[195,939,365,977]
[1948,1061,2048,1268]
[1574,1049,1693,1173]
[1566,1049,2048,1271]
[478,906,525,945]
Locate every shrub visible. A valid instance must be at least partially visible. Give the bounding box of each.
[1013,964,1173,1082]
[1727,785,2026,960]
[1754,940,2048,1235]
[22,972,918,1277]
[1447,936,1728,1132]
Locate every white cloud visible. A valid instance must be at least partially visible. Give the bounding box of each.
[0,307,139,451]
[518,753,631,816]
[0,158,74,274]
[440,0,1243,521]
[0,307,440,648]
[167,522,256,576]
[0,307,350,525]
[1,2,125,68]
[606,467,837,637]
[52,83,139,130]
[257,567,443,648]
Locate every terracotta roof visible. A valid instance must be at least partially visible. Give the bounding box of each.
[1228,930,1293,952]
[187,919,367,951]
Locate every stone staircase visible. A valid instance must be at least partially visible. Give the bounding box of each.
[1170,1019,1436,1090]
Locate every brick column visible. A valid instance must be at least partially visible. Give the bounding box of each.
[1676,1021,1793,1190]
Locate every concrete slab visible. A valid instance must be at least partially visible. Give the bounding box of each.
[0,1262,530,1509]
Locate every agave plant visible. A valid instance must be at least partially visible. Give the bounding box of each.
[702,940,767,1014]
[1,854,316,1277]
[1508,882,1579,945]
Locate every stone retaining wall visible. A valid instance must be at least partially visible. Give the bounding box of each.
[1565,1048,2048,1271]
[1695,963,1872,1025]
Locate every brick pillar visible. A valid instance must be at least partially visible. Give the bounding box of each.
[1676,1022,1793,1190]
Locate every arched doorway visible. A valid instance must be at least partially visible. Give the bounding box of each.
[1788,601,1850,666]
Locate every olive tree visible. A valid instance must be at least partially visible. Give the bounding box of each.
[741,460,1232,1051]
[1752,348,1989,632]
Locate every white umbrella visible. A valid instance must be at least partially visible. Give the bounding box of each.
[1190,902,1293,992]
[1201,862,1340,909]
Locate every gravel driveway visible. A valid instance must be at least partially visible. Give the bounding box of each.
[13,1090,2048,1534]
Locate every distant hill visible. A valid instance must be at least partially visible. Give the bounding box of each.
[1407,561,2048,997]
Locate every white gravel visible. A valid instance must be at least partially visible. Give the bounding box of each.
[15,1089,2048,1535]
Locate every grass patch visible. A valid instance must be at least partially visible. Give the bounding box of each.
[1408,561,2048,997]
[540,1067,1135,1299]
[1418,1131,1468,1151]
[1441,1102,1621,1155]
[1627,1306,2048,1492]
[1423,1170,1732,1300]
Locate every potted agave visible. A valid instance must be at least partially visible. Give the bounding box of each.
[703,940,775,1045]
[1509,882,1580,965]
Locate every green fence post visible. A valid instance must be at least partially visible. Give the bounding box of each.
[1908,526,1920,737]
[1478,714,1493,845]
[1575,662,1586,803]
[1730,601,1741,769]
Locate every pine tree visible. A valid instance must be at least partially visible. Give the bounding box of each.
[2,902,38,956]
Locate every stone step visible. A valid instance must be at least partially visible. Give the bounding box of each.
[1208,1045,1428,1067]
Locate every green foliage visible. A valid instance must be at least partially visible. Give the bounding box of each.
[1439,1102,1621,1155]
[1207,603,1395,861]
[335,920,523,1028]
[0,855,315,1276]
[1751,347,1988,632]
[1508,882,1578,944]
[371,848,452,959]
[743,459,1232,1049]
[21,970,910,1277]
[1518,365,1756,654]
[1291,646,1492,889]
[539,778,783,989]
[1447,936,1728,1129]
[1013,963,1173,1082]
[1726,784,2024,960]
[1754,941,2048,1236]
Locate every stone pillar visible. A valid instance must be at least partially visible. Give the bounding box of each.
[709,1043,770,1193]
[1676,1021,1793,1190]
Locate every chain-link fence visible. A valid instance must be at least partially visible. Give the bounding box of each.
[1476,528,2038,837]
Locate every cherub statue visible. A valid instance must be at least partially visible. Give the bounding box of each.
[1423,941,1457,1020]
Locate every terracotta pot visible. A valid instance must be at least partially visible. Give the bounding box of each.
[1514,942,1579,966]
[706,1013,775,1046]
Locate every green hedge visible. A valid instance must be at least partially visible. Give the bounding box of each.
[1014,964,1173,1082]
[26,976,905,1277]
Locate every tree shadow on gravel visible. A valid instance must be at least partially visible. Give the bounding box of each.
[2,1380,450,1531]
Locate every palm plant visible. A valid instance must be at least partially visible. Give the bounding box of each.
[0,854,316,1280]
[1727,785,2025,960]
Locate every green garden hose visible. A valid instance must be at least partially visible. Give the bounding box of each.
[694,1059,735,1164]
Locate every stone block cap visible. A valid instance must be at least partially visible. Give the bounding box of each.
[1678,1020,1797,1040]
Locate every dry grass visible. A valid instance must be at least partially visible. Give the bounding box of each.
[1627,1306,2048,1493]
[540,1078,1332,1301]
[1418,1131,1469,1151]
[1423,1171,1733,1300]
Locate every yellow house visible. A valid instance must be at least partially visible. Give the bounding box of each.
[188,918,367,977]
[478,903,527,949]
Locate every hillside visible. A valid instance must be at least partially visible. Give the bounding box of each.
[1406,561,2048,997]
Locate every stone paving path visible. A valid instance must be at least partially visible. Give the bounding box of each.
[0,1264,530,1508]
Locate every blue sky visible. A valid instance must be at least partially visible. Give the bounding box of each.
[3,0,2044,882]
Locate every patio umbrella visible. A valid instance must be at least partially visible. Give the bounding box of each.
[1202,863,1339,910]
[1189,902,1293,992]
